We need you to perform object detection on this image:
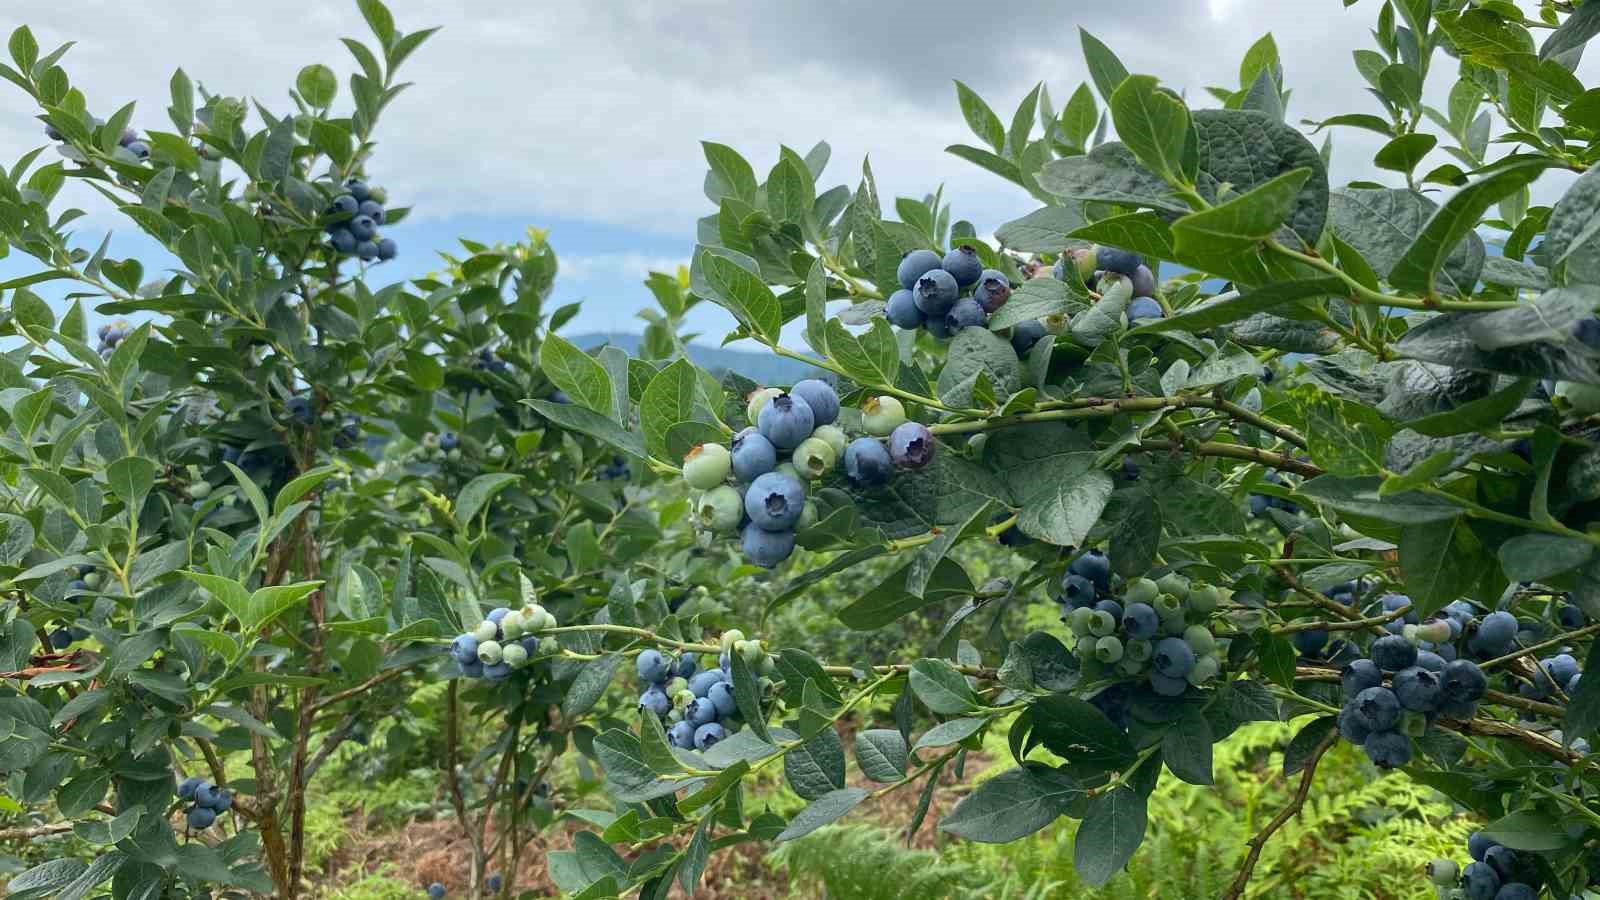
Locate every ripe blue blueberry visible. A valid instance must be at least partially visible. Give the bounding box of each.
[844,437,893,486]
[744,472,805,531]
[1130,264,1156,298]
[1010,320,1047,355]
[1484,845,1520,882]
[790,379,840,426]
[1491,884,1534,900]
[1096,246,1143,276]
[1468,830,1498,863]
[888,422,935,469]
[637,649,670,684]
[693,722,727,750]
[209,789,232,811]
[944,298,988,331]
[1126,297,1164,321]
[125,141,149,160]
[1149,671,1188,696]
[1337,705,1371,744]
[377,238,397,261]
[1414,650,1446,673]
[897,249,943,290]
[757,393,815,449]
[428,883,447,900]
[913,269,960,316]
[740,523,795,568]
[1392,666,1441,711]
[708,680,737,716]
[1061,574,1096,609]
[688,669,725,698]
[1351,686,1401,731]
[178,776,203,801]
[1576,315,1600,350]
[686,697,718,726]
[1069,550,1112,592]
[458,658,484,678]
[345,178,370,201]
[1542,652,1579,687]
[483,662,512,681]
[677,654,700,679]
[1094,598,1123,621]
[49,628,72,649]
[1291,629,1328,656]
[330,228,358,254]
[486,874,503,892]
[1470,610,1518,657]
[1362,729,1411,768]
[1558,602,1586,629]
[668,720,696,749]
[330,194,359,218]
[1371,634,1418,672]
[886,289,922,328]
[942,245,983,286]
[1121,603,1159,640]
[1153,637,1196,679]
[186,806,217,830]
[923,314,953,339]
[1442,659,1488,702]
[349,214,377,242]
[972,270,1012,313]
[194,782,219,808]
[731,428,778,481]
[358,199,385,223]
[450,634,480,666]
[45,122,63,141]
[358,240,379,262]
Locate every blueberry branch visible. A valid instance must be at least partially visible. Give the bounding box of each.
[1220,729,1337,900]
[931,394,1308,452]
[1264,241,1521,312]
[768,344,979,416]
[1271,603,1412,635]
[1478,621,1600,671]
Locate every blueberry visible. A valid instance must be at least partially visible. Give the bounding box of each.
[844,437,893,485]
[708,680,737,716]
[1469,830,1499,861]
[1248,494,1271,517]
[683,443,733,490]
[790,379,840,426]
[972,269,1012,313]
[668,720,696,749]
[125,141,149,160]
[1010,320,1047,355]
[913,269,960,316]
[1575,315,1600,350]
[897,249,943,290]
[440,432,460,452]
[1130,264,1156,298]
[1362,729,1411,768]
[178,776,203,801]
[377,238,397,261]
[731,428,778,481]
[1153,637,1196,678]
[1470,611,1518,657]
[1094,598,1123,621]
[756,393,815,449]
[357,240,379,261]
[1149,671,1189,696]
[286,396,313,425]
[1558,602,1587,629]
[486,874,503,893]
[329,194,359,218]
[1127,297,1164,321]
[358,199,385,223]
[1122,603,1159,640]
[186,806,217,830]
[792,436,837,480]
[1436,697,1478,719]
[695,484,744,532]
[1096,246,1143,276]
[428,883,447,900]
[677,654,700,679]
[886,289,923,328]
[1425,858,1459,885]
[1484,845,1519,882]
[1095,635,1124,663]
[1442,659,1488,702]
[482,661,512,681]
[1542,652,1580,687]
[345,178,371,201]
[329,228,357,254]
[862,396,908,436]
[1492,884,1534,900]
[209,789,232,811]
[944,298,988,331]
[45,122,63,141]
[688,669,724,698]
[49,628,72,649]
[1392,666,1441,711]
[693,722,727,750]
[1341,659,1383,696]
[1415,650,1446,672]
[1371,634,1418,672]
[1068,549,1112,592]
[1061,574,1096,608]
[458,658,484,678]
[1351,686,1401,731]
[922,313,953,339]
[349,214,377,242]
[687,697,718,726]
[450,634,480,666]
[1337,705,1371,744]
[636,649,670,684]
[888,422,935,469]
[740,524,796,568]
[1291,629,1328,656]
[744,472,805,532]
[940,246,983,287]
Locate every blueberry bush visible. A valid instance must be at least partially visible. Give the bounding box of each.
[5,0,1600,898]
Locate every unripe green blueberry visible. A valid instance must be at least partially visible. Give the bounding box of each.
[1155,593,1185,617]
[1042,313,1070,334]
[477,640,503,665]
[674,689,695,709]
[695,485,744,533]
[1425,859,1459,885]
[1156,573,1190,599]
[738,639,765,665]
[667,708,683,724]
[447,448,462,461]
[1076,636,1099,660]
[797,499,819,531]
[189,481,213,500]
[861,396,907,437]
[1416,620,1452,643]
[720,629,745,652]
[473,621,499,642]
[502,643,528,667]
[759,655,777,676]
[746,387,783,424]
[83,571,103,589]
[538,636,559,655]
[774,462,802,481]
[1069,606,1096,636]
[489,445,506,460]
[500,610,526,638]
[1095,635,1124,663]
[1160,612,1187,638]
[1187,655,1221,685]
[1188,583,1220,615]
[757,675,775,696]
[665,676,688,695]
[1088,610,1117,637]
[811,424,848,458]
[792,437,837,479]
[1116,657,1146,677]
[683,443,733,490]
[1183,625,1216,656]
[1125,639,1152,662]
[1123,577,1159,606]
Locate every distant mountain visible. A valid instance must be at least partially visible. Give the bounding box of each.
[566,331,819,384]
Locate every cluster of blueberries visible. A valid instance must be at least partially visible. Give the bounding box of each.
[472,348,510,375]
[884,246,1014,338]
[1053,244,1164,323]
[635,630,772,751]
[1248,471,1300,518]
[683,379,934,568]
[447,604,560,681]
[48,567,102,649]
[1058,551,1226,720]
[176,776,233,830]
[95,320,134,359]
[420,431,464,463]
[1426,830,1556,900]
[44,120,148,160]
[597,454,630,481]
[323,178,397,263]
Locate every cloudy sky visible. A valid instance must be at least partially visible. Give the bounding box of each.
[0,1,1581,345]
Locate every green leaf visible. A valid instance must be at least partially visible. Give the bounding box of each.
[702,141,757,204]
[640,359,700,461]
[1037,142,1186,214]
[824,318,899,390]
[936,326,1021,408]
[564,654,623,719]
[783,727,846,800]
[1566,638,1600,742]
[245,582,321,631]
[1029,695,1136,772]
[834,557,973,631]
[776,787,869,842]
[295,64,337,107]
[274,466,339,515]
[954,80,1005,152]
[695,249,781,343]
[1467,285,1600,351]
[74,808,142,845]
[1482,810,1574,852]
[909,659,978,715]
[539,333,613,418]
[1298,475,1462,524]
[1498,534,1595,582]
[1373,133,1437,175]
[1079,29,1131,102]
[1193,109,1330,249]
[1403,377,1533,439]
[1014,452,1114,548]
[1132,278,1345,335]
[1173,167,1311,256]
[1109,75,1190,183]
[853,729,908,783]
[455,473,522,526]
[105,457,156,509]
[524,399,648,461]
[1073,787,1147,886]
[183,572,251,624]
[940,763,1083,843]
[913,716,988,750]
[1389,158,1553,294]
[1257,632,1299,690]
[1161,706,1214,785]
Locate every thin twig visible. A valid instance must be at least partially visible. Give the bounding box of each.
[1222,731,1337,900]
